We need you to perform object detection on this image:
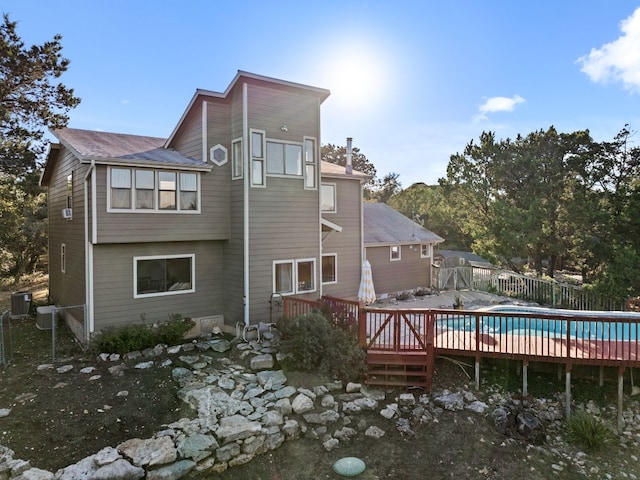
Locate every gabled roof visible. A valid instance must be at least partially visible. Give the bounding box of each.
[41,128,211,185]
[320,160,369,180]
[363,203,444,246]
[167,70,331,146]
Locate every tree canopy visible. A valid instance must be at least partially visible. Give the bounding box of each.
[0,13,80,175]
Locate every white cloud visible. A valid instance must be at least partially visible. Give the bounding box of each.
[577,7,640,92]
[474,95,525,121]
[121,99,131,105]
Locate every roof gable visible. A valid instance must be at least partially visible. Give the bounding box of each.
[50,128,210,169]
[363,203,444,246]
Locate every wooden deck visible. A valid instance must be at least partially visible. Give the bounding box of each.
[283,296,640,390]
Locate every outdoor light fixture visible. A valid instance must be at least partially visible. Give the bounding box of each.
[281,125,288,132]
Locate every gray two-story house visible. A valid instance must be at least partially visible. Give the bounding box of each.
[41,71,368,342]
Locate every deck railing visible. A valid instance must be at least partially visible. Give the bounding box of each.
[282,295,361,334]
[359,307,640,367]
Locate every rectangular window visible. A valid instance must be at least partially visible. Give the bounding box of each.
[321,184,336,212]
[232,138,243,179]
[273,258,316,295]
[266,141,302,176]
[304,137,316,189]
[159,171,177,210]
[111,168,131,209]
[180,173,197,210]
[421,244,432,259]
[134,254,195,298]
[274,261,294,294]
[390,245,401,261]
[135,170,155,209]
[251,130,265,186]
[60,243,66,274]
[109,167,200,213]
[322,254,337,284]
[66,173,73,209]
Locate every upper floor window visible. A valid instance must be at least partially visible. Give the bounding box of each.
[251,130,265,187]
[266,141,302,176]
[232,138,243,180]
[109,167,200,213]
[321,183,336,213]
[304,137,316,189]
[66,173,73,209]
[420,244,432,259]
[390,245,401,261]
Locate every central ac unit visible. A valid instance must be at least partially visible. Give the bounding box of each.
[62,208,73,220]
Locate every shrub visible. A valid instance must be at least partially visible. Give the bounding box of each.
[395,291,411,301]
[155,314,195,345]
[277,311,366,383]
[566,411,614,451]
[414,287,430,297]
[92,324,156,355]
[91,314,195,355]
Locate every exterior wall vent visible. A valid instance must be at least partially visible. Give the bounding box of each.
[210,144,228,166]
[62,208,73,220]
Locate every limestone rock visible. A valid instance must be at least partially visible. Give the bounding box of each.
[117,436,177,467]
[291,393,314,414]
[145,460,195,480]
[250,354,274,371]
[91,460,144,480]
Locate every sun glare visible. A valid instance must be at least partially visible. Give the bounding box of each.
[321,41,390,110]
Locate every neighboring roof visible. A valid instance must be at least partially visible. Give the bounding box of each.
[320,160,369,180]
[167,70,331,146]
[435,249,493,268]
[363,203,444,246]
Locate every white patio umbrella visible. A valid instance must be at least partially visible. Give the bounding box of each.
[358,259,376,305]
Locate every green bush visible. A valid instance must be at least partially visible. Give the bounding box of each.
[566,411,614,451]
[277,311,366,383]
[91,314,195,355]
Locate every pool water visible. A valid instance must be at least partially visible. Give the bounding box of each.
[439,305,640,341]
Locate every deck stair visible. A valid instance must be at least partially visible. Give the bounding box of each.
[365,351,434,390]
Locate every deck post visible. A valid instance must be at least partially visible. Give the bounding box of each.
[618,366,625,433]
[565,364,572,418]
[358,307,367,349]
[599,366,604,387]
[474,357,480,391]
[522,360,528,396]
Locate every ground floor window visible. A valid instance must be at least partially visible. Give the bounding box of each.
[390,245,401,261]
[273,258,316,295]
[134,254,195,298]
[322,254,337,284]
[421,244,432,258]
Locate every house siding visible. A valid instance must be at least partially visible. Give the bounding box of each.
[248,177,320,323]
[92,241,224,329]
[46,146,87,310]
[93,165,230,243]
[365,245,431,294]
[322,177,362,298]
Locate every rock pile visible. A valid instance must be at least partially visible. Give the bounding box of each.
[3,332,640,479]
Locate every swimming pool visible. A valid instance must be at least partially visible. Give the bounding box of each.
[438,305,640,341]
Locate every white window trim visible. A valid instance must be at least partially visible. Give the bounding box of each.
[390,245,401,261]
[322,253,338,285]
[133,253,195,299]
[107,167,201,214]
[250,129,266,188]
[321,183,337,213]
[420,244,432,259]
[61,243,66,274]
[303,136,317,191]
[265,139,304,178]
[273,258,317,295]
[232,137,243,180]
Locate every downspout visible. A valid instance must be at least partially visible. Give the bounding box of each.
[318,98,323,299]
[83,160,96,342]
[243,82,250,325]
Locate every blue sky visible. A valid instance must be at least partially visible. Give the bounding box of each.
[5,1,640,186]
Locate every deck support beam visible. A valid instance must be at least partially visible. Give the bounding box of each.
[618,366,625,433]
[522,360,528,396]
[565,364,572,418]
[474,359,480,391]
[599,366,604,387]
